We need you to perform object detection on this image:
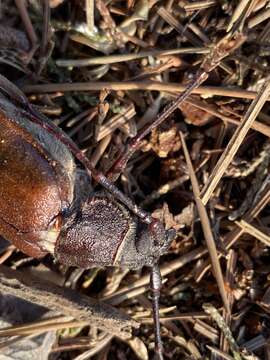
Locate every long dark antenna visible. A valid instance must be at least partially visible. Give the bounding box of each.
[106,32,245,183]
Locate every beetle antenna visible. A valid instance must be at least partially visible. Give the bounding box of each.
[150,263,164,360]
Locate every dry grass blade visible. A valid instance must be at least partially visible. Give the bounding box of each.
[56,47,209,67]
[201,77,270,205]
[179,131,229,312]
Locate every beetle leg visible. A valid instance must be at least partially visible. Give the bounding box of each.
[150,263,164,360]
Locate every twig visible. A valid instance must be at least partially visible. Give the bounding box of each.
[0,265,137,338]
[56,47,209,67]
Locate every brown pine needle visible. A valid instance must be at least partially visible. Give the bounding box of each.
[179,132,230,313]
[236,220,270,246]
[201,77,270,205]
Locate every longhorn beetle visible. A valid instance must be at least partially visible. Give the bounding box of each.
[0,28,244,359]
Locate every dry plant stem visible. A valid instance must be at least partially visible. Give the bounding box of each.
[192,319,219,342]
[179,132,229,312]
[23,84,270,139]
[0,315,73,333]
[96,105,136,141]
[56,47,209,67]
[201,77,270,205]
[23,81,268,101]
[90,134,112,167]
[224,181,270,250]
[0,265,137,338]
[235,220,270,246]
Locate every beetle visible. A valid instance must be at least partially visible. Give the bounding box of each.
[0,29,244,358]
[0,74,175,359]
[0,82,175,269]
